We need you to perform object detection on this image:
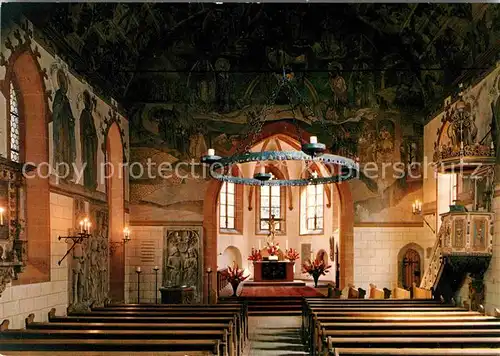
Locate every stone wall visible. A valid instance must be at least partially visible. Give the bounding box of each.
[353,226,434,291]
[0,192,70,328]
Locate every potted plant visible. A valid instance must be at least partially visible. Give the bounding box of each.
[266,241,279,260]
[221,263,249,297]
[247,248,262,262]
[302,258,331,288]
[284,248,299,261]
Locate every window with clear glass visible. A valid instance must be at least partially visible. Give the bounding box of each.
[260,185,281,231]
[219,181,235,229]
[9,82,20,162]
[305,184,323,232]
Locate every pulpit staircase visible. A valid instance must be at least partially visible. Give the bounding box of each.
[420,208,493,303]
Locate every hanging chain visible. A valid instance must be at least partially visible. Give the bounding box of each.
[237,75,286,154]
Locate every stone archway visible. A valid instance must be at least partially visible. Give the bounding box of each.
[203,122,355,301]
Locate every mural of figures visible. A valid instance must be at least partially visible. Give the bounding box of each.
[163,227,202,302]
[79,90,98,190]
[52,69,76,179]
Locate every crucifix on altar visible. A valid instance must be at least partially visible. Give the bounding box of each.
[262,213,282,244]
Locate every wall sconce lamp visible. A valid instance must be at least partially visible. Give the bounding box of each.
[58,216,92,265]
[109,226,132,255]
[412,200,422,215]
[0,207,5,226]
[411,200,435,234]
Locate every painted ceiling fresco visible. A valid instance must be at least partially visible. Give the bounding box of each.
[6,3,500,222]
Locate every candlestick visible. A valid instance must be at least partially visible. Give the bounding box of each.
[136,266,141,273]
[0,207,4,226]
[207,267,212,273]
[208,148,215,156]
[136,268,142,304]
[153,266,159,304]
[310,136,318,144]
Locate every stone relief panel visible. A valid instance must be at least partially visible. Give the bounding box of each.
[68,199,109,312]
[162,226,203,303]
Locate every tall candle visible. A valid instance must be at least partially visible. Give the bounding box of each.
[260,165,265,174]
[0,207,4,226]
[258,239,261,249]
[286,239,288,250]
[79,220,84,233]
[208,148,215,156]
[310,136,318,144]
[87,222,91,233]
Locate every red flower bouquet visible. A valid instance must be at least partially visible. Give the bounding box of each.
[266,241,280,256]
[302,258,331,287]
[221,263,249,296]
[248,248,262,261]
[285,248,300,261]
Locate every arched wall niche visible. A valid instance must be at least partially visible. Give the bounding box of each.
[4,49,52,285]
[203,121,354,301]
[221,246,243,268]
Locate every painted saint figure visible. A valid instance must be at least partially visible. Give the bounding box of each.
[80,91,98,190]
[52,69,76,179]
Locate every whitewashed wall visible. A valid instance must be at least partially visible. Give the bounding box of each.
[0,193,70,328]
[353,226,433,292]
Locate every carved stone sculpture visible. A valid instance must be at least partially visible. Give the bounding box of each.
[68,202,109,312]
[163,227,203,302]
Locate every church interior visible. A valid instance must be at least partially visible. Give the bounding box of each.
[1,2,500,355]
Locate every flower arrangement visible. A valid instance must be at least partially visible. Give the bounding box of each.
[302,258,331,287]
[284,248,300,261]
[221,263,249,296]
[266,241,280,256]
[248,247,262,261]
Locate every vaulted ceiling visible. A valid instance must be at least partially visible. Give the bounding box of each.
[5,3,500,116]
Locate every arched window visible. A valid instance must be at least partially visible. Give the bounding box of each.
[260,185,282,231]
[9,81,20,162]
[219,181,235,229]
[305,183,323,232]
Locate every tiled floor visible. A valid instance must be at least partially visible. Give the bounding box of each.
[245,316,308,356]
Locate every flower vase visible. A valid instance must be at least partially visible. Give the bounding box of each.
[312,273,319,288]
[230,281,240,297]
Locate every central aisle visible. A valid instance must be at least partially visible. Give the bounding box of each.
[246,316,308,356]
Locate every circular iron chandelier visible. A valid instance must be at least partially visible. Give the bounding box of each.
[201,69,359,186]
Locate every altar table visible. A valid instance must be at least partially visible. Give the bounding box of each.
[253,261,294,282]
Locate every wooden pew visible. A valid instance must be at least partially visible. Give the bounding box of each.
[2,327,231,356]
[0,339,221,354]
[70,309,243,349]
[329,347,500,355]
[412,282,432,299]
[392,287,410,299]
[325,335,500,348]
[369,284,385,299]
[48,309,242,355]
[93,303,248,342]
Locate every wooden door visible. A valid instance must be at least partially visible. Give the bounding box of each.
[402,249,420,289]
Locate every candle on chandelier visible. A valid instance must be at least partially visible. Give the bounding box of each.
[79,220,84,233]
[0,207,4,226]
[208,148,215,156]
[87,222,91,234]
[310,136,318,144]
